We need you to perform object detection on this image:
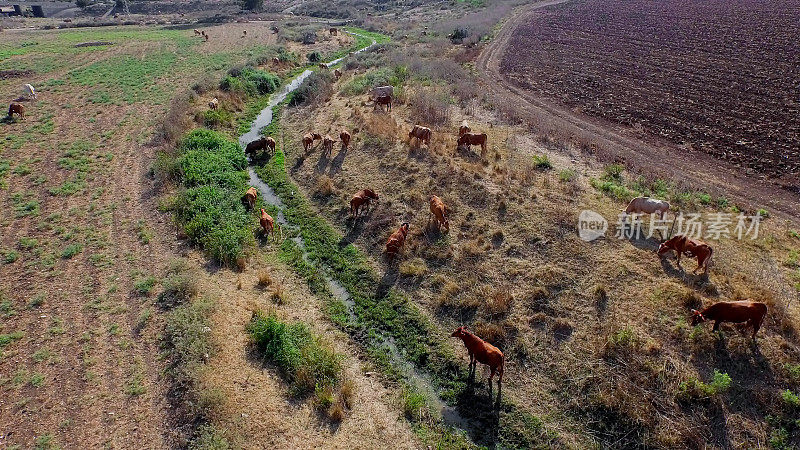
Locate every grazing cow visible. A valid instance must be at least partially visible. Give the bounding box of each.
[691,301,768,339]
[242,30,247,37]
[371,85,394,101]
[457,132,488,155]
[429,195,449,232]
[329,27,338,35]
[7,103,25,120]
[243,187,258,209]
[319,63,327,69]
[194,29,201,35]
[264,136,277,154]
[658,234,714,275]
[260,208,275,240]
[272,57,280,65]
[451,326,504,391]
[374,94,392,112]
[208,97,219,110]
[245,137,269,156]
[350,188,379,218]
[22,84,36,100]
[459,120,470,136]
[321,135,336,157]
[302,132,322,152]
[271,25,279,34]
[204,34,209,42]
[408,125,431,146]
[340,130,351,150]
[384,222,410,259]
[623,196,670,219]
[334,68,342,80]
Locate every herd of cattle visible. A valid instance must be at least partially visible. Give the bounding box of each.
[230,85,769,392]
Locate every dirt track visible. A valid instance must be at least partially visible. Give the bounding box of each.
[476,0,800,222]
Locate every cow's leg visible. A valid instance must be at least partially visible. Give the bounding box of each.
[712,320,721,332]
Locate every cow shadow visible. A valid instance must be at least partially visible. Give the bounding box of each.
[328,146,348,175]
[450,374,502,446]
[376,263,399,299]
[659,256,717,293]
[339,215,369,248]
[456,144,482,161]
[625,234,661,251]
[315,152,331,173]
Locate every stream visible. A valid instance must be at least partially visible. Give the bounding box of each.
[239,32,470,429]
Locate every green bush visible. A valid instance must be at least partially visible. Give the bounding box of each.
[173,129,254,266]
[341,67,406,96]
[203,109,233,129]
[677,369,732,400]
[559,169,576,182]
[532,154,552,170]
[220,67,280,96]
[247,310,342,396]
[782,389,800,408]
[307,51,322,63]
[290,70,333,106]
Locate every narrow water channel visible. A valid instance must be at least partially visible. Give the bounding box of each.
[239,32,470,430]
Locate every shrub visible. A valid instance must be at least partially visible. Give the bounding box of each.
[409,87,451,127]
[61,243,82,259]
[307,51,322,63]
[247,311,343,399]
[559,169,576,182]
[532,155,552,170]
[174,129,254,266]
[602,164,625,182]
[157,261,198,309]
[290,70,333,106]
[134,276,157,296]
[677,369,732,400]
[203,109,233,129]
[220,67,280,96]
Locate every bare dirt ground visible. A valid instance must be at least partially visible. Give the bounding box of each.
[475,0,800,223]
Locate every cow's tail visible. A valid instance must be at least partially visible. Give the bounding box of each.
[706,246,714,270]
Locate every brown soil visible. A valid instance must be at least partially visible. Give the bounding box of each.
[475,0,800,222]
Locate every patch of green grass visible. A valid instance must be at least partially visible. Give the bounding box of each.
[558,169,576,182]
[172,129,254,266]
[124,371,146,396]
[11,191,40,217]
[34,433,57,450]
[782,389,800,408]
[30,373,45,387]
[1,299,17,318]
[28,293,45,308]
[677,369,732,401]
[0,331,25,354]
[2,249,19,264]
[220,66,280,97]
[134,276,157,296]
[61,243,83,259]
[18,236,39,250]
[532,154,552,170]
[33,348,53,363]
[247,310,343,398]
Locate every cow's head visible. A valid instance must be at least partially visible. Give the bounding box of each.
[690,309,706,326]
[450,326,467,338]
[400,222,410,235]
[657,241,672,256]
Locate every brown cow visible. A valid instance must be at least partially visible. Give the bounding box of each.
[385,223,410,259]
[302,132,322,152]
[340,130,351,150]
[208,97,219,110]
[203,34,209,42]
[429,195,449,232]
[374,95,392,112]
[7,103,25,120]
[260,208,276,241]
[334,68,342,80]
[243,187,258,209]
[321,135,336,157]
[459,120,471,136]
[193,29,201,36]
[451,326,504,393]
[242,30,247,37]
[319,63,327,69]
[457,132,488,155]
[272,57,280,65]
[658,234,714,274]
[408,125,431,146]
[245,137,273,156]
[350,189,379,219]
[329,27,338,35]
[691,301,768,339]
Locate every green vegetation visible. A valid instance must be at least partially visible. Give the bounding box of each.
[0,331,24,356]
[134,276,157,296]
[247,311,344,400]
[171,129,254,266]
[341,66,407,96]
[532,154,552,170]
[677,369,732,400]
[220,66,280,96]
[61,243,83,259]
[559,169,576,182]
